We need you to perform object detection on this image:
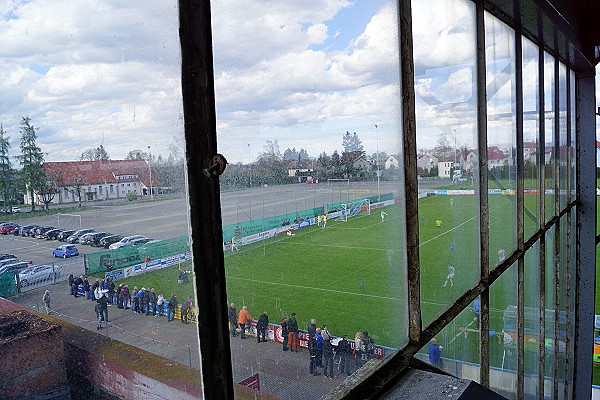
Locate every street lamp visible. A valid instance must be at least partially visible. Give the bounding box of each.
[375,124,380,201]
[248,143,251,187]
[147,145,153,200]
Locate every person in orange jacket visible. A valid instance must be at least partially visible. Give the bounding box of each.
[238,305,252,339]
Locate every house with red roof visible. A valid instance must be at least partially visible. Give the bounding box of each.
[26,159,155,205]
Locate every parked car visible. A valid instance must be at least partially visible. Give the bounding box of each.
[0,254,16,262]
[52,244,79,258]
[35,226,55,239]
[0,222,19,235]
[57,230,76,242]
[18,224,38,237]
[126,237,153,247]
[11,207,21,213]
[87,232,112,247]
[99,234,123,249]
[78,232,96,245]
[27,226,40,237]
[67,229,95,244]
[18,265,61,287]
[0,261,30,275]
[109,235,147,249]
[45,229,63,240]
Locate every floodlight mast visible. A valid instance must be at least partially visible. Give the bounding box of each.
[148,145,153,200]
[375,124,380,202]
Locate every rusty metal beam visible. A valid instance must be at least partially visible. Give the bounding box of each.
[475,0,490,387]
[178,1,234,398]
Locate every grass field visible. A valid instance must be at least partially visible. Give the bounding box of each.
[113,189,575,377]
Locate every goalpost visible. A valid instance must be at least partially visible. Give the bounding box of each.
[337,198,371,222]
[57,214,82,230]
[327,178,350,188]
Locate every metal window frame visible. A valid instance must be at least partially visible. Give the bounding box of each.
[177,0,596,398]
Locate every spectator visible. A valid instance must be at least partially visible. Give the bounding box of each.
[363,330,375,361]
[238,306,252,338]
[107,278,115,305]
[145,255,151,263]
[74,275,83,298]
[315,328,324,368]
[307,319,317,342]
[168,294,178,321]
[178,270,189,284]
[121,285,130,309]
[83,276,90,300]
[287,313,299,352]
[129,286,139,312]
[309,334,320,376]
[182,296,193,324]
[228,303,238,336]
[42,290,51,314]
[257,311,269,343]
[147,288,157,316]
[337,335,352,376]
[322,334,335,379]
[98,289,109,324]
[157,294,165,316]
[281,317,289,351]
[428,338,443,367]
[354,332,363,367]
[95,302,103,330]
[68,273,74,295]
[134,287,145,314]
[142,288,150,314]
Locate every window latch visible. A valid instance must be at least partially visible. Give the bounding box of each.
[203,154,228,177]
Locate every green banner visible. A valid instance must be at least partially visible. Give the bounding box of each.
[87,236,190,275]
[0,271,17,298]
[222,206,324,241]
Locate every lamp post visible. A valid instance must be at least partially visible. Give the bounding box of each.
[147,145,153,200]
[375,124,380,201]
[248,143,251,187]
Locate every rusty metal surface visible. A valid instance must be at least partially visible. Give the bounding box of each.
[178,0,234,398]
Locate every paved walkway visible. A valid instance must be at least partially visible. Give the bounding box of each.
[11,283,353,399]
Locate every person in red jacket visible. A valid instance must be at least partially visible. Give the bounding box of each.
[237,306,252,339]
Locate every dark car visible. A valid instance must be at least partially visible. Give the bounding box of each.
[126,237,152,247]
[0,254,17,264]
[35,226,55,239]
[18,224,38,237]
[57,230,76,242]
[27,226,40,237]
[87,232,112,247]
[99,234,123,248]
[45,229,63,240]
[67,228,95,244]
[0,222,19,235]
[0,261,30,275]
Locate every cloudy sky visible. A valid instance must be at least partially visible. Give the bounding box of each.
[0,0,584,166]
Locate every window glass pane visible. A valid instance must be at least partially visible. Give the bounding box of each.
[485,13,517,269]
[545,227,556,393]
[211,1,407,394]
[567,210,575,400]
[0,0,198,397]
[489,262,517,399]
[522,37,540,240]
[569,70,575,204]
[558,63,568,212]
[524,241,541,398]
[543,52,555,222]
[557,217,568,399]
[417,306,480,381]
[413,0,479,326]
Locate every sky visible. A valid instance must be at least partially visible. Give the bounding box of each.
[0,0,583,165]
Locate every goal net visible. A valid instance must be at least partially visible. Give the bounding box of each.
[57,214,82,230]
[337,199,370,222]
[327,178,350,188]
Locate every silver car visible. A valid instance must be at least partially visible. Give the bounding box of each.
[18,265,62,287]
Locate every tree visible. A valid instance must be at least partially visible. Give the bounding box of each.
[342,131,363,153]
[0,123,13,208]
[17,117,45,212]
[433,132,453,160]
[126,149,148,160]
[254,140,289,185]
[79,145,110,161]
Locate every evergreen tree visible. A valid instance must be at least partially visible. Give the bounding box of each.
[0,123,12,208]
[342,131,363,153]
[17,117,45,211]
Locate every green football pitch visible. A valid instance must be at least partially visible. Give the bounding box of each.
[223,193,543,361]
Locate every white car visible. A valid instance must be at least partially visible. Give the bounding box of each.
[18,265,61,287]
[109,235,147,249]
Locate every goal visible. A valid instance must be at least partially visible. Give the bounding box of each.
[337,199,370,222]
[57,213,82,230]
[327,178,350,188]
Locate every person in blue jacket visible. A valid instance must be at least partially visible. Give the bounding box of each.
[428,338,443,367]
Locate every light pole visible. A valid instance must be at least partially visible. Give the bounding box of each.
[147,145,153,200]
[248,143,251,188]
[375,124,380,201]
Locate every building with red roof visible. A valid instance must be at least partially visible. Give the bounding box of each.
[26,159,156,206]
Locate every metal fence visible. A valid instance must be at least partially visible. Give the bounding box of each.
[16,257,85,294]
